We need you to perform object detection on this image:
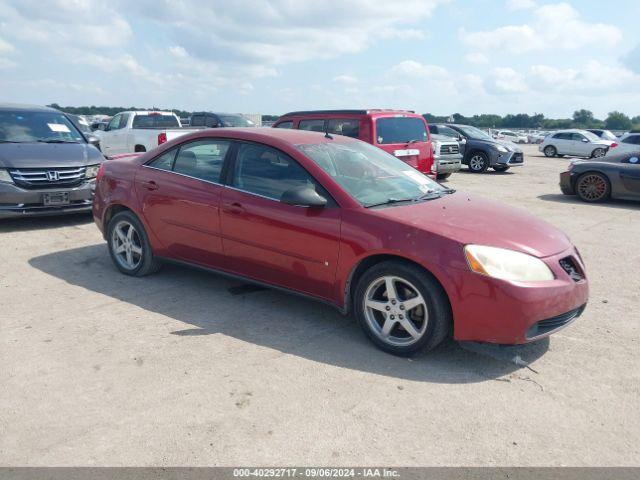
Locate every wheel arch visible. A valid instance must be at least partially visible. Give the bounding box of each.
[134,144,147,152]
[342,253,452,317]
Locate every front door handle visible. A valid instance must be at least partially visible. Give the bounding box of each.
[224,202,245,214]
[142,180,158,191]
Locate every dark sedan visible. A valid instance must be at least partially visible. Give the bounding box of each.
[0,103,104,218]
[559,151,640,202]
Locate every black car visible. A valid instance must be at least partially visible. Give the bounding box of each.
[429,123,524,173]
[559,151,640,202]
[0,103,104,218]
[189,112,255,128]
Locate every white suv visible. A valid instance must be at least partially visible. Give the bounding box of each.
[539,129,614,158]
[606,133,640,156]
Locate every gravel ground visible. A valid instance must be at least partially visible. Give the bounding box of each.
[1,144,639,466]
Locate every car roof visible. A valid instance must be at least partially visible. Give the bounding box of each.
[0,103,60,113]
[279,109,417,118]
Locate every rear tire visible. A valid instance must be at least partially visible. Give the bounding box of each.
[107,211,161,276]
[354,261,451,356]
[436,173,451,180]
[467,152,489,173]
[543,145,557,157]
[591,148,606,158]
[576,172,610,203]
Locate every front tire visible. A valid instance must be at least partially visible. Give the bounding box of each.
[107,211,161,276]
[544,145,557,157]
[354,261,451,356]
[436,173,451,180]
[467,152,489,173]
[576,172,610,203]
[493,165,510,172]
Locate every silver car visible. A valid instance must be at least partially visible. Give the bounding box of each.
[431,133,462,180]
[539,129,614,158]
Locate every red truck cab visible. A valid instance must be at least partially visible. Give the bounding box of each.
[273,109,435,176]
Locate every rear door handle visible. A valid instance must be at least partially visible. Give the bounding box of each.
[142,180,158,191]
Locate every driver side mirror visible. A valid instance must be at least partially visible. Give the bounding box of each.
[86,135,101,151]
[281,186,327,208]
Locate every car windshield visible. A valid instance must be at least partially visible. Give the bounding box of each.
[456,125,493,140]
[375,117,427,144]
[218,114,255,127]
[0,111,84,143]
[297,140,448,208]
[582,131,600,141]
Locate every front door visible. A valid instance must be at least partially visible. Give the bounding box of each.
[135,138,231,267]
[619,156,640,197]
[220,142,341,300]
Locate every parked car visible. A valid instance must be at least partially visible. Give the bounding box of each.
[539,130,614,158]
[430,133,461,180]
[429,124,523,173]
[273,109,435,176]
[560,151,640,202]
[586,129,618,141]
[190,112,256,128]
[93,128,588,355]
[0,103,104,218]
[495,130,528,144]
[93,111,201,156]
[527,131,548,144]
[606,133,640,156]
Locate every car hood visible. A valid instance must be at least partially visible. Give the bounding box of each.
[373,193,572,258]
[0,143,104,168]
[494,139,522,152]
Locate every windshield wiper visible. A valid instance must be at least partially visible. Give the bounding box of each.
[365,197,417,208]
[0,140,24,143]
[37,139,80,143]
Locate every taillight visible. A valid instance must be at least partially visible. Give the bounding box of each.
[96,163,105,182]
[158,132,167,145]
[610,142,618,148]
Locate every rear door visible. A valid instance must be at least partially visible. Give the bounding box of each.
[373,116,433,174]
[553,133,571,155]
[135,138,231,267]
[618,155,640,197]
[219,141,341,300]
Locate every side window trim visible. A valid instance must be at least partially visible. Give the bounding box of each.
[225,140,337,207]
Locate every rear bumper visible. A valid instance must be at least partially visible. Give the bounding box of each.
[559,171,576,195]
[0,181,95,219]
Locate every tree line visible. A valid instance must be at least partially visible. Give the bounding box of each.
[49,104,639,131]
[424,109,640,131]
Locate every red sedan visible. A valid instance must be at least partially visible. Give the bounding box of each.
[93,128,588,355]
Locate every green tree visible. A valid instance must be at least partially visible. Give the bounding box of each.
[604,111,632,130]
[572,109,594,127]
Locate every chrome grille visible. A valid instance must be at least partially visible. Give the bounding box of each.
[9,166,87,189]
[440,144,459,155]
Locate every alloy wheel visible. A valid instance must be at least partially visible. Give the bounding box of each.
[469,155,486,171]
[544,146,556,157]
[577,174,608,201]
[363,275,429,347]
[592,148,605,158]
[111,220,143,270]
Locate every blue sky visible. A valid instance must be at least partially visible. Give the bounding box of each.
[1,0,639,117]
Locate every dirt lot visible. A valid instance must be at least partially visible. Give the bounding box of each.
[1,145,639,466]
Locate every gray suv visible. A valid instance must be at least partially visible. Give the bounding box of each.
[0,104,104,218]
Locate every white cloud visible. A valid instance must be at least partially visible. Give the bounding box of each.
[0,37,15,54]
[465,52,488,64]
[506,0,536,11]
[529,61,640,94]
[485,67,528,94]
[462,2,622,54]
[389,60,449,79]
[333,75,358,85]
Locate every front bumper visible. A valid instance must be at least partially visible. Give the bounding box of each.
[0,180,95,219]
[491,149,524,167]
[559,171,576,195]
[448,245,589,344]
[434,156,462,174]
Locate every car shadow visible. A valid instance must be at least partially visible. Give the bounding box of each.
[454,169,515,175]
[538,194,640,210]
[0,212,93,233]
[29,244,550,384]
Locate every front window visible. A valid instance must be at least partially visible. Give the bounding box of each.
[581,131,600,141]
[455,125,492,140]
[0,110,84,143]
[218,114,254,127]
[375,117,427,144]
[297,140,447,208]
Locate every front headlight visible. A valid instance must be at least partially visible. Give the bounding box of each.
[464,245,555,282]
[0,169,13,183]
[496,145,508,153]
[85,164,100,179]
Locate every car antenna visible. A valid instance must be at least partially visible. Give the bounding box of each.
[324,127,333,139]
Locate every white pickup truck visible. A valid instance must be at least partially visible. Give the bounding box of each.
[94,111,201,156]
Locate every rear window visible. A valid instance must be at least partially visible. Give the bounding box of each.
[132,114,180,128]
[375,117,427,144]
